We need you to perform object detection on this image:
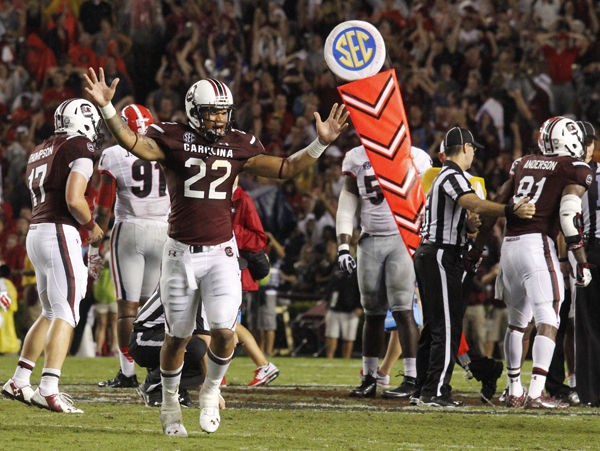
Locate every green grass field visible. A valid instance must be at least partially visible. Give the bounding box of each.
[1,355,599,450]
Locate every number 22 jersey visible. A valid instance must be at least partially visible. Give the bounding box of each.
[145,122,265,246]
[506,154,593,239]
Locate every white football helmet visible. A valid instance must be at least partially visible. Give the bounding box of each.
[538,116,585,159]
[185,78,234,141]
[54,99,102,145]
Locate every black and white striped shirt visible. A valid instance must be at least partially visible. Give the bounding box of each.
[133,289,209,335]
[583,160,600,242]
[421,160,475,247]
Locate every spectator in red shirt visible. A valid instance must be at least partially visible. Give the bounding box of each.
[536,30,589,114]
[41,69,74,121]
[68,32,98,71]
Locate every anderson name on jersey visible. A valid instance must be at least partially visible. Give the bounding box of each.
[342,145,432,235]
[145,122,265,245]
[507,154,592,238]
[98,145,170,223]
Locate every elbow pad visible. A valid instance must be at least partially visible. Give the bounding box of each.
[560,194,583,250]
[336,189,359,237]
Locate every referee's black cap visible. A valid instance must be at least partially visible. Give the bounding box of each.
[576,121,596,145]
[443,126,484,150]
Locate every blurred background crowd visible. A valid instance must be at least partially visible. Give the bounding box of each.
[0,0,599,359]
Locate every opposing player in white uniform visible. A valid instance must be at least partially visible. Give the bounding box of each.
[94,104,170,388]
[337,145,431,398]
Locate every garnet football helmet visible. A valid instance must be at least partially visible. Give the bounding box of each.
[538,116,585,159]
[54,98,102,145]
[185,78,234,141]
[121,104,154,135]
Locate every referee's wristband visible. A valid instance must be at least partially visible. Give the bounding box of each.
[504,204,517,220]
[99,102,117,120]
[82,218,95,231]
[338,243,350,253]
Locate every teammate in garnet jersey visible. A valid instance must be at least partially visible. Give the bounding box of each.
[84,67,348,436]
[2,99,104,413]
[94,104,170,389]
[497,117,593,409]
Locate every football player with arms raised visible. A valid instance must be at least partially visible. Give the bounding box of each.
[93,104,170,389]
[84,67,348,436]
[2,99,104,413]
[496,117,593,409]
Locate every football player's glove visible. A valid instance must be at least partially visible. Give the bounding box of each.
[338,250,356,275]
[575,262,593,287]
[463,246,483,274]
[0,291,11,311]
[87,246,103,280]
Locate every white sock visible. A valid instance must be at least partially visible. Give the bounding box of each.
[504,328,524,397]
[119,347,136,377]
[528,334,555,399]
[161,365,183,407]
[203,348,233,393]
[568,374,576,388]
[403,358,417,378]
[13,358,35,387]
[39,368,61,396]
[362,357,379,378]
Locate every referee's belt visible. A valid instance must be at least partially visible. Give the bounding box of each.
[421,239,465,251]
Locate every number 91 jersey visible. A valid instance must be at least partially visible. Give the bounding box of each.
[342,145,432,236]
[98,145,170,223]
[506,154,593,238]
[145,122,265,246]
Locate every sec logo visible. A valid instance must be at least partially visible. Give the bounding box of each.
[324,20,386,81]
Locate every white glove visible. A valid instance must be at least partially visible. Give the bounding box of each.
[575,262,593,287]
[87,246,103,280]
[338,250,357,275]
[0,291,11,312]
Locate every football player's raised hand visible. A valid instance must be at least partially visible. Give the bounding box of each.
[513,197,536,219]
[314,103,350,145]
[83,67,119,107]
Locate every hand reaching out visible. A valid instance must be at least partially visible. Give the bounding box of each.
[315,103,349,146]
[83,67,119,108]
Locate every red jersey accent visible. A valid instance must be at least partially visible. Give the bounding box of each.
[542,45,580,84]
[232,187,268,291]
[97,174,117,209]
[145,123,265,245]
[506,155,592,239]
[27,134,97,228]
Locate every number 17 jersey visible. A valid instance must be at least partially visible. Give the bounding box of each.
[98,144,170,223]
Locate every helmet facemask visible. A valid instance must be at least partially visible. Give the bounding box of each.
[193,105,234,142]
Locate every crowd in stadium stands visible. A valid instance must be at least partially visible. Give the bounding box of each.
[0,0,599,359]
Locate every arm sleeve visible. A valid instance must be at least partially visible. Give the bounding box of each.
[69,158,94,181]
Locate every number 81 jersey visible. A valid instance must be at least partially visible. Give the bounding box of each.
[145,122,265,246]
[506,154,593,238]
[98,144,170,223]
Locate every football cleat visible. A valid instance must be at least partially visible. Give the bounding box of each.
[567,389,581,406]
[30,388,83,413]
[359,368,391,388]
[199,389,221,433]
[160,400,187,437]
[137,383,161,407]
[381,376,417,399]
[178,388,193,407]
[349,375,377,398]
[498,386,508,403]
[2,379,34,405]
[418,395,464,408]
[524,394,569,409]
[248,362,280,387]
[505,392,526,408]
[98,370,139,388]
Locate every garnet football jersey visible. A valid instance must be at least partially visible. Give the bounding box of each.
[27,134,97,228]
[145,123,265,245]
[506,155,593,238]
[98,144,170,223]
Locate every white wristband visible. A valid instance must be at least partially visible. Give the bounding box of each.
[99,102,117,119]
[306,138,328,159]
[338,243,350,252]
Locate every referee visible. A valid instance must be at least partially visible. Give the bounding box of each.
[414,126,535,407]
